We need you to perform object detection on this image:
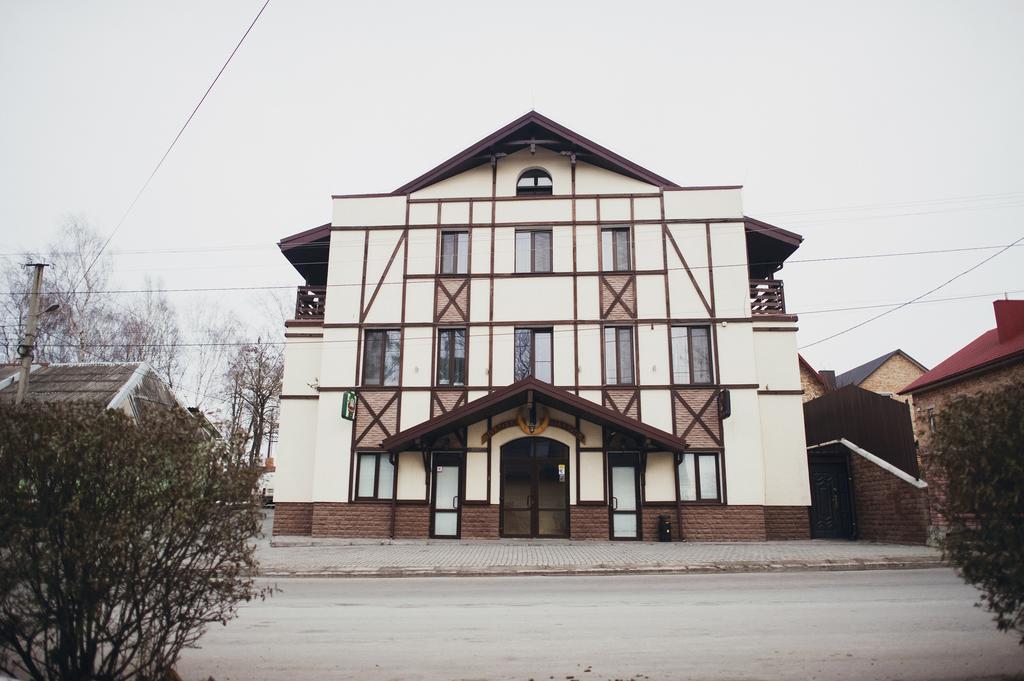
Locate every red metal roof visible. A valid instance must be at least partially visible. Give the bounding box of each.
[900,300,1024,394]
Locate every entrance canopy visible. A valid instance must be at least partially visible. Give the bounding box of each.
[380,377,689,453]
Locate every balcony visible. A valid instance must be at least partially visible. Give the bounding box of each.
[294,285,327,320]
[749,279,786,316]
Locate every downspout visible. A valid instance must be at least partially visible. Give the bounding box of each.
[388,451,398,540]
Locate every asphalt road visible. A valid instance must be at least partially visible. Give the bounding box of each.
[176,569,1023,681]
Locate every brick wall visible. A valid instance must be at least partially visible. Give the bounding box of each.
[571,505,609,539]
[911,361,1024,536]
[848,453,928,544]
[765,506,811,539]
[800,364,826,403]
[680,505,767,541]
[461,505,500,539]
[394,504,429,539]
[311,502,391,538]
[272,502,313,536]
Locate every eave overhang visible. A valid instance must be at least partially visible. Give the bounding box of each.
[278,222,331,285]
[744,216,803,278]
[380,377,690,453]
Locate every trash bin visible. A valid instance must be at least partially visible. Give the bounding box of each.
[657,514,672,542]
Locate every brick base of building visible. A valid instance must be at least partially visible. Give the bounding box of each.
[273,502,812,541]
[765,506,812,540]
[570,505,609,539]
[394,504,430,539]
[272,502,313,535]
[850,454,929,544]
[680,505,770,541]
[461,504,500,539]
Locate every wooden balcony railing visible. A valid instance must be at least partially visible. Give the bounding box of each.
[294,285,327,320]
[749,279,786,315]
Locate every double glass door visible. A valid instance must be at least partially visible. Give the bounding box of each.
[500,438,569,538]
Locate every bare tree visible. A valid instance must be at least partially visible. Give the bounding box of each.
[223,339,284,466]
[181,303,242,412]
[0,219,184,380]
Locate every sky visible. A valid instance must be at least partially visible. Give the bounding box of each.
[1,0,1022,375]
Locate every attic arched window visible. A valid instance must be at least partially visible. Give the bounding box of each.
[516,168,553,196]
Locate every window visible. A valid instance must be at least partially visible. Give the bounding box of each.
[440,231,469,274]
[514,328,553,382]
[678,452,721,502]
[516,168,553,196]
[437,328,466,386]
[362,329,401,386]
[601,227,631,271]
[515,230,552,273]
[356,452,394,500]
[927,407,936,433]
[603,326,635,385]
[671,326,714,384]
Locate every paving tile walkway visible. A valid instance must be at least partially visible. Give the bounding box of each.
[257,513,942,577]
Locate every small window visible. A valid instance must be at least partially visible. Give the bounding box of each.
[515,230,552,273]
[356,452,394,500]
[678,452,721,502]
[601,227,631,271]
[927,408,936,433]
[516,168,553,196]
[362,329,401,386]
[514,328,553,382]
[440,231,469,274]
[603,326,635,385]
[437,328,466,386]
[671,326,714,384]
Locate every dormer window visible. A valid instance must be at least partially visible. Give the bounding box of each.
[516,169,553,196]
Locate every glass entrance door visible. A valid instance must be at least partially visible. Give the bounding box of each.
[431,454,462,538]
[500,438,569,538]
[609,455,640,540]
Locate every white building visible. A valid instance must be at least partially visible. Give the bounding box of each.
[273,112,810,541]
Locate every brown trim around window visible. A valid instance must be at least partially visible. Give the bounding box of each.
[514,228,553,273]
[603,325,635,386]
[439,230,469,275]
[670,325,715,385]
[676,451,722,503]
[513,327,554,383]
[601,226,631,272]
[436,327,467,386]
[361,329,401,386]
[354,451,395,501]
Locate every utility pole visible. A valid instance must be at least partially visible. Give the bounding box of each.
[15,263,47,404]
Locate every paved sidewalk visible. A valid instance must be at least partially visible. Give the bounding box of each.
[258,516,943,577]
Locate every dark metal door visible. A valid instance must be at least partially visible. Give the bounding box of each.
[809,461,854,539]
[500,438,569,538]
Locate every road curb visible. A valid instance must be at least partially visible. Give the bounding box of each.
[259,558,946,578]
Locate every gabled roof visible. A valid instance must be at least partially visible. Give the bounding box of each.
[836,349,927,388]
[380,377,690,453]
[393,111,680,195]
[798,354,828,389]
[901,300,1024,395]
[0,362,180,415]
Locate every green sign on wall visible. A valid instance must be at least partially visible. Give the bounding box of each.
[341,390,357,421]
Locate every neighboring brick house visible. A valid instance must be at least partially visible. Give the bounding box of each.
[900,299,1024,541]
[798,355,834,403]
[836,349,927,401]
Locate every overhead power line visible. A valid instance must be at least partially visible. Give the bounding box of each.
[28,287,1024,351]
[2,242,1021,297]
[799,235,1024,350]
[71,0,272,293]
